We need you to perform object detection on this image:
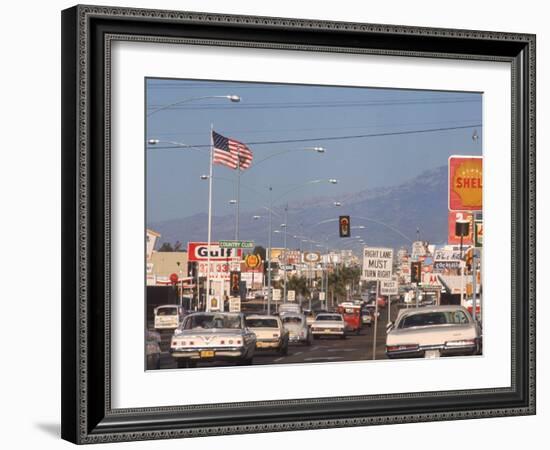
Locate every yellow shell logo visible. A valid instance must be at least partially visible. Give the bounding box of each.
[245,254,261,269]
[453,160,482,207]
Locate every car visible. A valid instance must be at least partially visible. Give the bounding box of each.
[145,330,161,370]
[170,312,256,368]
[245,315,289,354]
[385,305,482,359]
[280,312,311,345]
[310,313,346,339]
[154,304,183,330]
[336,303,363,335]
[278,303,301,314]
[360,307,373,327]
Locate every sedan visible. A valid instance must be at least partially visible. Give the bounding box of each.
[245,315,289,355]
[170,312,256,368]
[280,313,311,345]
[385,305,482,359]
[310,313,346,339]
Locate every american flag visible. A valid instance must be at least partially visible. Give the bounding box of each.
[212,131,253,170]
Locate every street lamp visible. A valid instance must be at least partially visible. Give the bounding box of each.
[147,94,241,116]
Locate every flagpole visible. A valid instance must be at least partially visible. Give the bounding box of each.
[206,124,214,312]
[235,146,241,240]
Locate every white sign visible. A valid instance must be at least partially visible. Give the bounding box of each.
[287,290,296,301]
[380,279,398,295]
[362,247,394,281]
[422,273,441,287]
[272,289,281,301]
[229,297,241,312]
[319,292,326,301]
[411,241,427,258]
[303,252,321,263]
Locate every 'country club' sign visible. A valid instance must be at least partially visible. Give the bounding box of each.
[362,247,394,281]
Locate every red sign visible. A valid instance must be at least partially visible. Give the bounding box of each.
[448,211,474,245]
[187,242,242,262]
[448,156,483,211]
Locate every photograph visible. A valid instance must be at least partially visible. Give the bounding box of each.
[144,78,484,370]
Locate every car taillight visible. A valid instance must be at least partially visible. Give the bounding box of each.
[236,340,242,345]
[188,341,194,346]
[273,333,279,338]
[220,340,225,345]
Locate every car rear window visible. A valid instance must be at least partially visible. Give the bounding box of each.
[316,315,342,321]
[156,307,177,316]
[245,318,279,328]
[184,314,242,329]
[399,311,470,328]
[282,316,303,324]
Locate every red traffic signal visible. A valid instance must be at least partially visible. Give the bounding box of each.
[411,262,422,283]
[339,215,351,238]
[230,271,241,296]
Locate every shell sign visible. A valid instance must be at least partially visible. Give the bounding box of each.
[449,156,482,211]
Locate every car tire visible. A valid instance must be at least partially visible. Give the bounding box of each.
[340,334,347,340]
[280,344,289,356]
[313,335,319,340]
[176,359,189,369]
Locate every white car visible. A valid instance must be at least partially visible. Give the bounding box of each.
[280,313,311,345]
[310,313,346,339]
[170,313,256,368]
[385,305,482,359]
[154,304,182,330]
[245,315,289,355]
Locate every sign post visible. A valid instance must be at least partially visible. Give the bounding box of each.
[361,247,394,360]
[381,277,398,323]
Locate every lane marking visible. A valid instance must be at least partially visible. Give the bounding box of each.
[273,357,285,362]
[294,352,303,356]
[327,348,355,352]
[303,356,344,361]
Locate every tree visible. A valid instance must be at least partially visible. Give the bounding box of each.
[158,242,174,252]
[252,245,266,262]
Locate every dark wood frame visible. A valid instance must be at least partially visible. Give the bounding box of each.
[61,4,536,444]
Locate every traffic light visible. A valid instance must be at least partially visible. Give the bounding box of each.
[411,261,422,283]
[465,248,474,273]
[230,271,241,296]
[339,215,351,237]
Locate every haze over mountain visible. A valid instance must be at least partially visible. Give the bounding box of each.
[149,165,449,251]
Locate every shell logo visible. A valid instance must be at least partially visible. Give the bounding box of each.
[449,156,482,211]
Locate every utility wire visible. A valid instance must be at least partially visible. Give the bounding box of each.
[148,123,482,150]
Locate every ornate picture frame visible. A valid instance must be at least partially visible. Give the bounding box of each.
[61,5,535,444]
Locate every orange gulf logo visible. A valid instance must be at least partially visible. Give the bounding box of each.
[244,254,261,269]
[449,156,483,211]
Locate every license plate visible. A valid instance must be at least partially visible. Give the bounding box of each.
[324,329,332,332]
[424,350,440,359]
[200,350,215,358]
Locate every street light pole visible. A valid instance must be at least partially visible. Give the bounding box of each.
[267,186,273,315]
[283,205,288,302]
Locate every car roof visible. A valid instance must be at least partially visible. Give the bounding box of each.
[245,315,280,320]
[394,305,470,321]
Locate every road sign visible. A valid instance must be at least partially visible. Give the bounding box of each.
[319,292,326,301]
[287,290,296,301]
[380,279,398,295]
[272,289,281,301]
[475,221,483,247]
[218,240,254,249]
[448,156,483,211]
[361,247,394,281]
[229,297,241,312]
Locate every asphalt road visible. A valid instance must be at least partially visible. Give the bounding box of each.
[153,303,403,370]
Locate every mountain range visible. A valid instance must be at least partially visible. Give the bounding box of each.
[149,165,449,251]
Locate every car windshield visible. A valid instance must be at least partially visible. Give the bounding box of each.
[183,314,242,330]
[156,307,177,316]
[316,315,342,321]
[399,310,470,328]
[282,316,302,324]
[245,318,279,328]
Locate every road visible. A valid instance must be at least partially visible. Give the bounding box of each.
[154,303,403,370]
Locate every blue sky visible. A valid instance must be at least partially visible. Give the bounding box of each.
[146,79,482,224]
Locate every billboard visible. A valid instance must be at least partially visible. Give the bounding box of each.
[448,156,483,211]
[187,242,242,262]
[448,211,474,245]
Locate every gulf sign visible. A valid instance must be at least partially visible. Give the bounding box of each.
[449,156,483,211]
[187,242,242,262]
